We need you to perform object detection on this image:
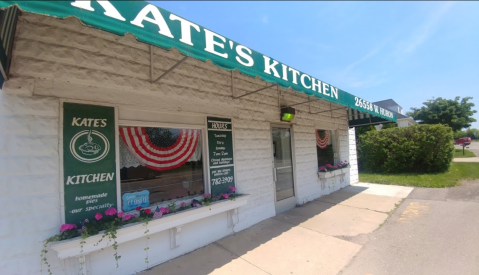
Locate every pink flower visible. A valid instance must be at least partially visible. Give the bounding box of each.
[145,209,151,214]
[326,164,333,168]
[230,187,236,192]
[334,165,339,169]
[136,206,142,211]
[160,207,169,214]
[208,193,211,198]
[223,194,229,199]
[123,214,133,221]
[105,208,117,216]
[203,194,207,198]
[94,213,103,221]
[60,224,77,232]
[117,211,124,218]
[180,202,186,207]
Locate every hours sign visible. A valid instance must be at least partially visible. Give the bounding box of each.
[63,103,117,225]
[207,117,236,195]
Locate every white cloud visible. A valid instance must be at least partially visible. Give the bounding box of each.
[337,46,381,77]
[346,74,387,89]
[403,2,455,53]
[335,35,394,79]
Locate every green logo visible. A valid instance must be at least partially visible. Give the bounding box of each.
[70,130,110,163]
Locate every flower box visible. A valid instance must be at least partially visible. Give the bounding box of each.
[317,167,349,179]
[341,167,350,174]
[317,171,335,179]
[50,195,250,259]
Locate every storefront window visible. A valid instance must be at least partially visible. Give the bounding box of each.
[316,129,337,167]
[119,126,204,207]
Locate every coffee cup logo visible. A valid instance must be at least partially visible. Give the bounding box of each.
[70,130,110,163]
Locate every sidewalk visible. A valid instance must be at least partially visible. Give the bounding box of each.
[141,183,413,275]
[453,157,479,162]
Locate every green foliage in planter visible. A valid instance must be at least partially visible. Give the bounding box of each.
[357,124,454,173]
[42,191,242,274]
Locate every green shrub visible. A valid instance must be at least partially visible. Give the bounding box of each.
[357,124,454,173]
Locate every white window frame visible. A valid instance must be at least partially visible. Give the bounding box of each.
[59,98,211,223]
[117,119,209,213]
[315,129,340,166]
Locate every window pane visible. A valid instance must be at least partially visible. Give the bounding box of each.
[316,129,335,167]
[119,126,204,206]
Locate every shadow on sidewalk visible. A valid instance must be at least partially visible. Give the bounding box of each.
[143,185,369,275]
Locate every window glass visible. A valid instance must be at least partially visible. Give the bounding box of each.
[316,129,336,167]
[119,126,204,206]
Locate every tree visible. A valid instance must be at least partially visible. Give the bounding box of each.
[381,123,397,129]
[407,97,477,132]
[454,130,467,139]
[355,125,376,138]
[465,128,478,139]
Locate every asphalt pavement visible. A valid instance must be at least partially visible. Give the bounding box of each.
[466,140,479,156]
[458,140,479,157]
[341,179,479,275]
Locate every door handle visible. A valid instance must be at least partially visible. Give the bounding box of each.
[273,167,277,182]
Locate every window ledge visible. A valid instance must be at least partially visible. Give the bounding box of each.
[50,195,250,259]
[318,167,349,178]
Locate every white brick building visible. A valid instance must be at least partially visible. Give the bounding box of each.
[0,2,395,274]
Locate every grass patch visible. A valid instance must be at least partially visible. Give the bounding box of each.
[359,163,479,188]
[454,149,476,158]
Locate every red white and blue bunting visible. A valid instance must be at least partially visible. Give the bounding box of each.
[316,130,329,149]
[120,127,200,171]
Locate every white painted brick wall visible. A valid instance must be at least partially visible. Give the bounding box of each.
[0,13,353,274]
[0,93,63,274]
[349,128,359,184]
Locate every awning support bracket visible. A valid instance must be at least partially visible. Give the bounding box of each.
[151,56,189,84]
[277,85,281,108]
[283,97,319,108]
[231,70,235,97]
[233,83,277,99]
[149,45,153,82]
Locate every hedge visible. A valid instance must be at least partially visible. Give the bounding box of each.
[357,124,454,173]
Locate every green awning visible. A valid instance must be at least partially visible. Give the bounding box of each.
[348,108,395,127]
[0,0,396,122]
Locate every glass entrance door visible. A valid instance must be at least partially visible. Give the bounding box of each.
[272,127,296,213]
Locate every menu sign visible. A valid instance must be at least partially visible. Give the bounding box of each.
[63,103,117,225]
[207,117,236,195]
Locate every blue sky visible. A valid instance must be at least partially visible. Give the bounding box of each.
[151,1,479,129]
